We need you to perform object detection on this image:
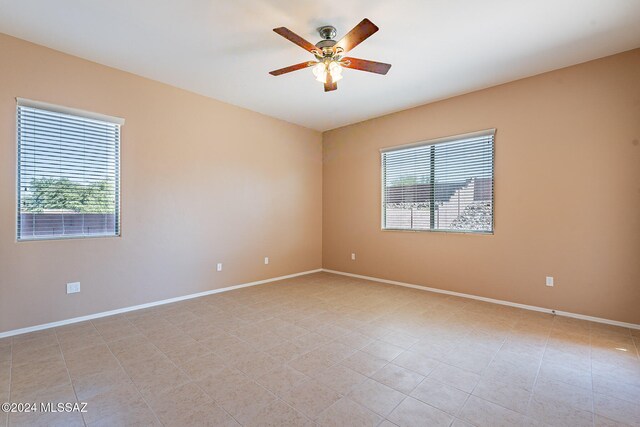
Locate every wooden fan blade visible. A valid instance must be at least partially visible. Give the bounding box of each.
[342,57,391,75]
[273,27,319,54]
[334,18,379,53]
[269,62,315,76]
[324,73,337,92]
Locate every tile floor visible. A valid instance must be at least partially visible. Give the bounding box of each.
[0,272,639,426]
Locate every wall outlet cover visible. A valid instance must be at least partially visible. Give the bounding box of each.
[66,282,81,294]
[546,276,554,287]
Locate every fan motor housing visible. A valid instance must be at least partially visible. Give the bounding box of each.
[315,39,336,49]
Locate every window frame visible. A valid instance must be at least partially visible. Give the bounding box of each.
[380,129,495,235]
[15,98,124,242]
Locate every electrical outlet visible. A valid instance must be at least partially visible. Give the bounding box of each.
[66,282,81,294]
[351,253,356,261]
[546,276,554,287]
[216,263,222,272]
[264,257,269,265]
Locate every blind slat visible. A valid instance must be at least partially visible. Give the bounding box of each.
[17,104,121,241]
[382,131,494,234]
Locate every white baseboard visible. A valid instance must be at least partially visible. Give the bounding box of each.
[322,269,640,330]
[0,269,322,339]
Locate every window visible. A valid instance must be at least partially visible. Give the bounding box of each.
[381,129,494,233]
[17,99,123,240]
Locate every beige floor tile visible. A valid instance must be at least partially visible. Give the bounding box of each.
[72,367,133,401]
[216,379,277,424]
[387,396,453,427]
[11,330,55,344]
[314,364,367,396]
[451,418,476,427]
[283,379,342,419]
[88,404,161,426]
[594,393,640,426]
[153,333,199,354]
[243,331,290,351]
[594,414,633,427]
[178,351,227,380]
[124,356,190,398]
[335,331,376,350]
[11,334,58,357]
[532,377,593,412]
[256,364,309,397]
[371,364,424,394]
[293,332,334,352]
[379,332,420,350]
[527,393,594,427]
[245,399,311,426]
[196,367,250,402]
[81,381,149,425]
[483,351,541,391]
[11,343,63,368]
[408,339,453,361]
[472,376,531,414]
[411,377,469,415]
[591,360,640,386]
[361,341,405,362]
[9,410,85,427]
[177,402,240,427]
[543,347,592,373]
[358,324,392,340]
[230,350,280,378]
[460,395,538,427]
[9,381,77,407]
[145,381,213,425]
[341,351,388,377]
[428,363,481,393]
[316,341,358,364]
[63,343,122,380]
[110,342,165,368]
[315,324,352,340]
[10,358,70,397]
[0,362,10,393]
[164,339,212,363]
[0,347,10,365]
[288,351,336,377]
[274,323,313,340]
[537,359,592,390]
[57,331,106,353]
[391,350,440,377]
[593,372,640,404]
[348,378,406,417]
[265,340,310,363]
[501,336,548,360]
[92,318,138,343]
[315,397,382,427]
[6,273,640,426]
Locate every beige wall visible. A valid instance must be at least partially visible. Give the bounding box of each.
[0,33,322,333]
[1,33,638,333]
[323,49,640,325]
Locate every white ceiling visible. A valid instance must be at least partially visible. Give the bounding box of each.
[1,1,639,131]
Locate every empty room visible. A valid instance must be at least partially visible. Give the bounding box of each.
[0,1,639,426]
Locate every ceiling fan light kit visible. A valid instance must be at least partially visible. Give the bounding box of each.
[269,18,392,92]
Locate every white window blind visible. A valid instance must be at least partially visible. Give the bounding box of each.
[381,129,494,233]
[17,100,122,240]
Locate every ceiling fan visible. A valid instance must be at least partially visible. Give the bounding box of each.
[269,18,391,92]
